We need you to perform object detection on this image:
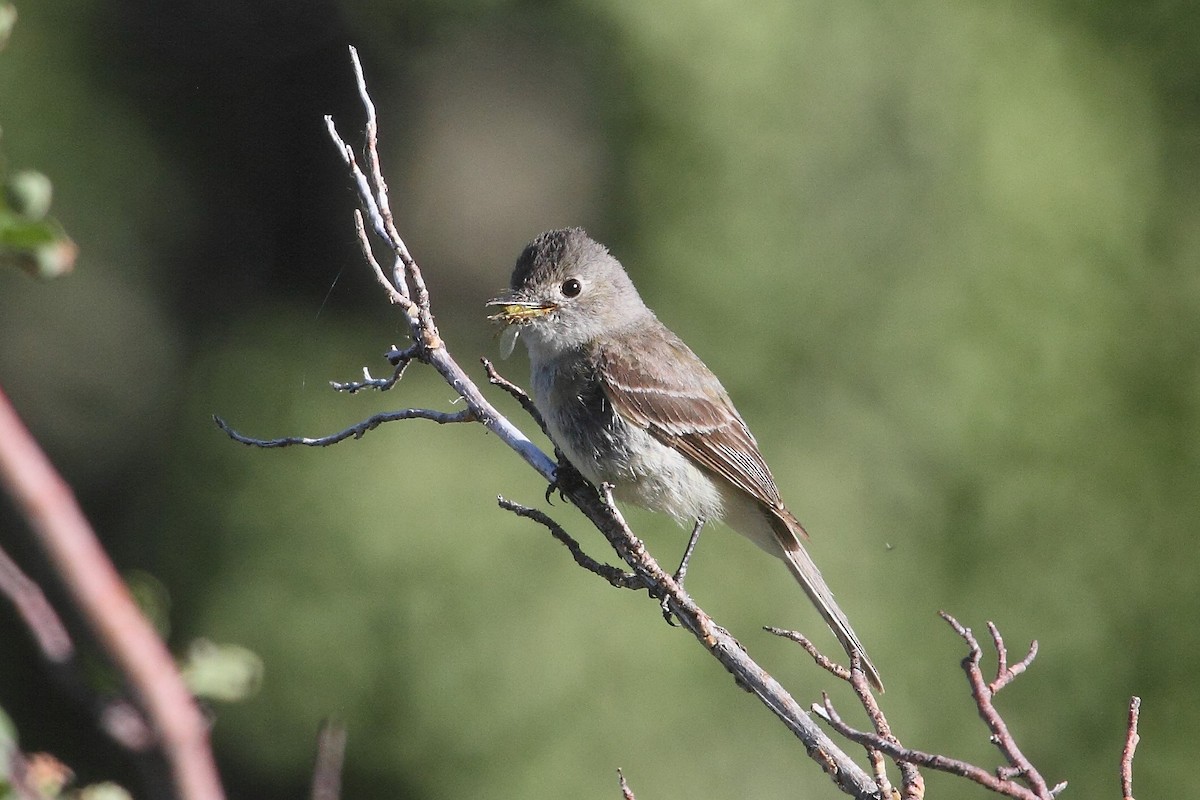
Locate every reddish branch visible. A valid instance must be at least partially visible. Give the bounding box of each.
[617,768,636,800]
[769,628,914,799]
[983,620,1038,692]
[0,386,224,800]
[1121,696,1140,800]
[0,543,72,661]
[0,542,153,752]
[796,613,1078,800]
[938,613,1060,797]
[310,721,348,800]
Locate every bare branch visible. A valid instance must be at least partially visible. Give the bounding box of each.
[178,54,534,491]
[310,720,348,800]
[0,386,224,800]
[0,543,155,752]
[350,207,410,308]
[770,629,910,799]
[214,407,474,448]
[347,48,413,285]
[565,484,878,797]
[497,496,645,590]
[329,360,411,394]
[322,114,395,291]
[820,693,1041,800]
[331,345,418,393]
[940,613,1056,798]
[617,768,636,800]
[766,627,852,682]
[482,357,548,437]
[0,543,72,662]
[985,621,1038,694]
[844,648,896,798]
[1121,696,1141,800]
[801,614,1077,800]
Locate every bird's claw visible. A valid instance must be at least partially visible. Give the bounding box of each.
[660,595,679,626]
[544,480,565,505]
[545,453,586,505]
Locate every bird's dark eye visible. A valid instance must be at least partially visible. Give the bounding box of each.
[560,278,582,298]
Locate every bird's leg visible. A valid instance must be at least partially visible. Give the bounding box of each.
[660,517,706,623]
[674,516,706,585]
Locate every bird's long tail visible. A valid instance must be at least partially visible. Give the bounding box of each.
[774,518,884,692]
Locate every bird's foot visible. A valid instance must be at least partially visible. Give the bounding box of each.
[544,452,587,504]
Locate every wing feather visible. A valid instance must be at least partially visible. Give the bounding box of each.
[594,330,788,514]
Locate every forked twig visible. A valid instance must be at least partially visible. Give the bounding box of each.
[770,628,908,799]
[986,620,1038,694]
[802,614,1078,800]
[939,613,1057,797]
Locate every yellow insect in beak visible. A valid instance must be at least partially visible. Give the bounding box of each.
[486,302,555,323]
[485,299,555,359]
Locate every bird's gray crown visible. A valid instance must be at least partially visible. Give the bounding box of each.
[509,227,613,291]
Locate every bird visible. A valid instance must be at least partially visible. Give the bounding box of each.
[487,227,882,691]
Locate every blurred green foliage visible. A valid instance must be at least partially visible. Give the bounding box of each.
[0,4,14,50]
[1,1,1197,799]
[1,705,132,800]
[0,5,75,279]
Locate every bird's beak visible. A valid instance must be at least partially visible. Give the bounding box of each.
[486,295,554,359]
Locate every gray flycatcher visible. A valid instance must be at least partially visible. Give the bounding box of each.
[487,227,883,691]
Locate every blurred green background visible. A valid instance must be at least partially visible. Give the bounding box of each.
[2,1,1197,798]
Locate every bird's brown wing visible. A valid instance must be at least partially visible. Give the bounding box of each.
[597,328,878,687]
[594,329,796,524]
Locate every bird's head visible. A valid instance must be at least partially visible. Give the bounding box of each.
[487,228,649,359]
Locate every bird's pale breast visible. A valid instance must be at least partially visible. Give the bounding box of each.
[532,350,726,525]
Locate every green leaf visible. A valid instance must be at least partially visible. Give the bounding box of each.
[0,706,16,752]
[124,570,172,639]
[78,783,133,800]
[180,640,264,703]
[4,170,53,221]
[0,213,77,278]
[0,4,15,51]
